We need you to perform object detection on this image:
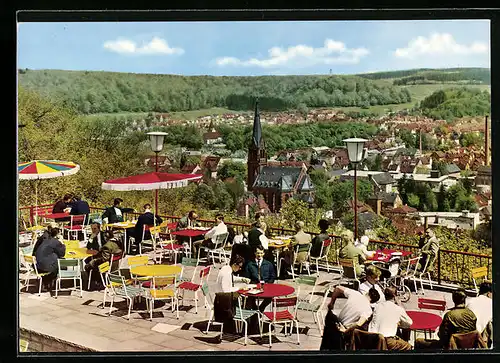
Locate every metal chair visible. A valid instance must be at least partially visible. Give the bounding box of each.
[200,282,224,338]
[107,273,144,320]
[63,215,86,240]
[260,296,300,348]
[471,266,488,296]
[309,238,333,273]
[206,232,229,267]
[55,258,83,299]
[22,255,50,296]
[144,275,179,320]
[177,265,211,314]
[338,258,361,289]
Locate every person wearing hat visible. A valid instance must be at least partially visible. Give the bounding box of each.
[32,224,66,291]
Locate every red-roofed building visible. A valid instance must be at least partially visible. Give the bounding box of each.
[202,131,223,145]
[237,195,270,218]
[201,156,221,179]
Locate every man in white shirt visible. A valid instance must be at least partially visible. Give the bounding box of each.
[466,281,492,344]
[359,265,385,308]
[215,255,250,293]
[194,214,228,257]
[369,286,413,350]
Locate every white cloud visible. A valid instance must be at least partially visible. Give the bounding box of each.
[214,39,369,68]
[103,36,184,55]
[394,33,489,59]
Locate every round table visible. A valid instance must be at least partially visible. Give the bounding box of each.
[407,311,443,331]
[130,264,182,277]
[238,283,295,298]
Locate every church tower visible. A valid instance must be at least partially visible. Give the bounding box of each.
[247,100,267,191]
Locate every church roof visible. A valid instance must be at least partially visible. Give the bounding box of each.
[251,101,263,148]
[253,166,313,192]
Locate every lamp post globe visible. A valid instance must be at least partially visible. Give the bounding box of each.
[343,137,367,242]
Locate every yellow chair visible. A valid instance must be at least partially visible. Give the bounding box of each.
[127,255,151,285]
[22,255,50,296]
[471,266,488,296]
[145,275,179,320]
[19,338,29,352]
[97,261,132,308]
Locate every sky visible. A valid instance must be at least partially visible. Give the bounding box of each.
[17,20,490,76]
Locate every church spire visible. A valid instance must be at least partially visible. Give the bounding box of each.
[252,100,262,148]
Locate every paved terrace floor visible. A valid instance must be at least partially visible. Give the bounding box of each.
[19,253,455,352]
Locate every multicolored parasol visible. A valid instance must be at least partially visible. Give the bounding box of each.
[18,160,80,224]
[18,160,80,180]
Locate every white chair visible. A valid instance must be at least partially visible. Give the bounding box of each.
[63,215,86,240]
[21,255,50,296]
[279,244,312,279]
[309,237,333,273]
[200,282,224,338]
[156,230,184,264]
[260,296,300,348]
[107,273,145,320]
[55,258,83,298]
[144,275,179,320]
[206,232,229,267]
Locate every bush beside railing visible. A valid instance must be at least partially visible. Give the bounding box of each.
[19,204,492,288]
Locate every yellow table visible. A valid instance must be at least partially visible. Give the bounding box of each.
[130,264,182,277]
[65,248,95,259]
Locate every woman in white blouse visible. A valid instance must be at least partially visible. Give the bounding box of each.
[215,255,251,293]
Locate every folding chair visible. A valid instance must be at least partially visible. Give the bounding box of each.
[309,238,332,273]
[201,282,224,338]
[471,266,488,296]
[19,339,29,352]
[22,255,50,296]
[107,273,144,320]
[260,296,300,347]
[156,230,184,264]
[55,258,83,299]
[206,232,229,267]
[417,297,447,340]
[144,275,179,320]
[338,258,361,289]
[177,265,211,314]
[63,215,86,240]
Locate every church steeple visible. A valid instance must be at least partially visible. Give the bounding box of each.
[247,99,267,192]
[252,100,263,148]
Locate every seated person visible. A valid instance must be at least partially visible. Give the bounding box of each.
[279,220,312,279]
[245,246,276,312]
[215,255,251,293]
[355,235,375,259]
[69,195,90,223]
[52,193,72,222]
[466,281,493,347]
[320,285,380,350]
[247,220,268,254]
[310,219,330,258]
[86,222,106,251]
[368,287,413,350]
[415,288,477,349]
[358,265,385,308]
[193,213,227,257]
[339,230,366,277]
[132,203,163,255]
[102,198,134,224]
[33,226,66,292]
[176,210,202,230]
[84,230,124,290]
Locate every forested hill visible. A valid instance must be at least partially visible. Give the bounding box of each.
[357,67,490,85]
[17,69,411,115]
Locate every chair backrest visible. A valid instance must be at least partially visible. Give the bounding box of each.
[295,275,318,302]
[19,338,29,352]
[199,266,211,280]
[320,238,333,257]
[127,255,149,267]
[142,224,155,240]
[339,258,357,279]
[23,254,37,273]
[471,266,488,279]
[418,297,447,312]
[214,232,229,247]
[200,282,213,309]
[107,273,127,293]
[70,214,86,226]
[271,296,298,320]
[87,212,101,224]
[98,261,110,274]
[403,256,421,277]
[151,275,176,290]
[296,243,312,254]
[448,330,488,349]
[58,258,80,268]
[181,257,198,267]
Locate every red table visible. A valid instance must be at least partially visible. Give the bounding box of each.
[238,283,295,298]
[368,249,413,263]
[170,228,210,251]
[407,310,443,340]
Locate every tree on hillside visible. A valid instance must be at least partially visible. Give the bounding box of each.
[218,161,247,181]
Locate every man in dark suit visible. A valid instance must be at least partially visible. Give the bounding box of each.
[69,195,91,223]
[102,198,135,224]
[132,203,163,254]
[245,246,276,312]
[52,194,72,222]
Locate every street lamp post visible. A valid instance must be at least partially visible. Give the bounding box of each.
[343,138,367,242]
[147,132,168,216]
